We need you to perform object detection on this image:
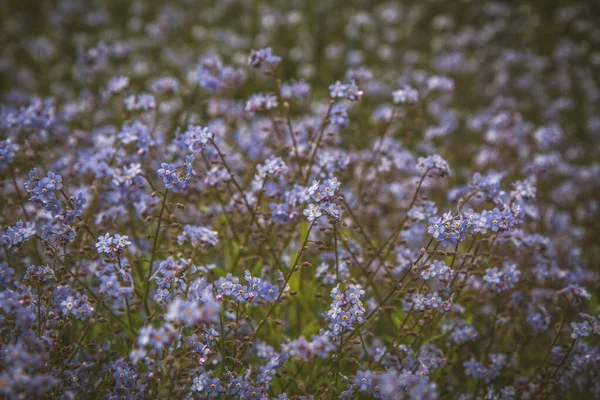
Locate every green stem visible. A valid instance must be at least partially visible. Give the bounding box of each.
[143,189,168,315]
[333,224,339,283]
[9,164,29,218]
[331,329,344,399]
[235,220,316,361]
[303,100,335,185]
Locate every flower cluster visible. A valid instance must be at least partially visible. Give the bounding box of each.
[482,264,521,293]
[392,86,419,104]
[2,220,36,248]
[174,125,214,153]
[329,80,363,101]
[25,170,65,217]
[157,155,196,192]
[303,177,342,222]
[0,139,18,168]
[248,47,281,74]
[214,271,279,304]
[178,225,219,248]
[95,233,132,255]
[326,284,365,335]
[196,54,246,93]
[245,93,278,112]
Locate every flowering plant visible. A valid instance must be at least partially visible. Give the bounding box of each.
[1,1,599,399]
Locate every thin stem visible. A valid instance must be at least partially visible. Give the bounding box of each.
[209,139,266,233]
[345,238,433,343]
[272,72,302,174]
[537,338,577,396]
[181,84,200,126]
[59,189,96,239]
[235,220,316,361]
[363,168,434,286]
[532,297,574,383]
[61,262,134,337]
[331,329,344,399]
[8,166,45,264]
[333,224,339,283]
[210,139,290,273]
[372,303,416,369]
[284,104,301,167]
[53,320,92,395]
[9,164,29,218]
[303,100,335,185]
[143,189,168,315]
[37,283,42,338]
[474,311,500,397]
[339,196,395,281]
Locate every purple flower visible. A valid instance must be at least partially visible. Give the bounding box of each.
[303,203,323,222]
[392,85,419,104]
[95,233,113,254]
[248,47,281,73]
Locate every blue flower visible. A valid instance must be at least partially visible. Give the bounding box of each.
[485,208,504,232]
[0,139,18,169]
[245,93,278,112]
[95,233,113,254]
[321,202,342,220]
[270,203,295,224]
[178,225,218,247]
[483,267,502,285]
[175,125,214,152]
[432,260,454,283]
[113,234,131,250]
[303,203,322,222]
[204,377,223,398]
[527,311,550,334]
[150,76,179,94]
[157,158,195,192]
[124,93,155,111]
[354,370,373,392]
[345,284,365,304]
[427,216,444,238]
[233,283,252,302]
[31,172,62,203]
[191,375,205,392]
[450,323,479,344]
[4,220,36,248]
[427,75,454,91]
[469,172,503,202]
[425,292,442,309]
[329,81,346,98]
[417,154,451,176]
[166,299,203,326]
[330,103,350,128]
[45,198,63,217]
[464,358,487,379]
[111,360,135,388]
[280,80,311,99]
[345,80,362,101]
[248,47,281,73]
[257,156,288,177]
[392,85,419,104]
[440,231,458,247]
[571,321,591,339]
[72,192,87,216]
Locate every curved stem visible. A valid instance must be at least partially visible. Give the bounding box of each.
[143,189,168,315]
[9,164,29,219]
[303,100,335,185]
[331,329,344,399]
[235,220,316,361]
[333,223,339,283]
